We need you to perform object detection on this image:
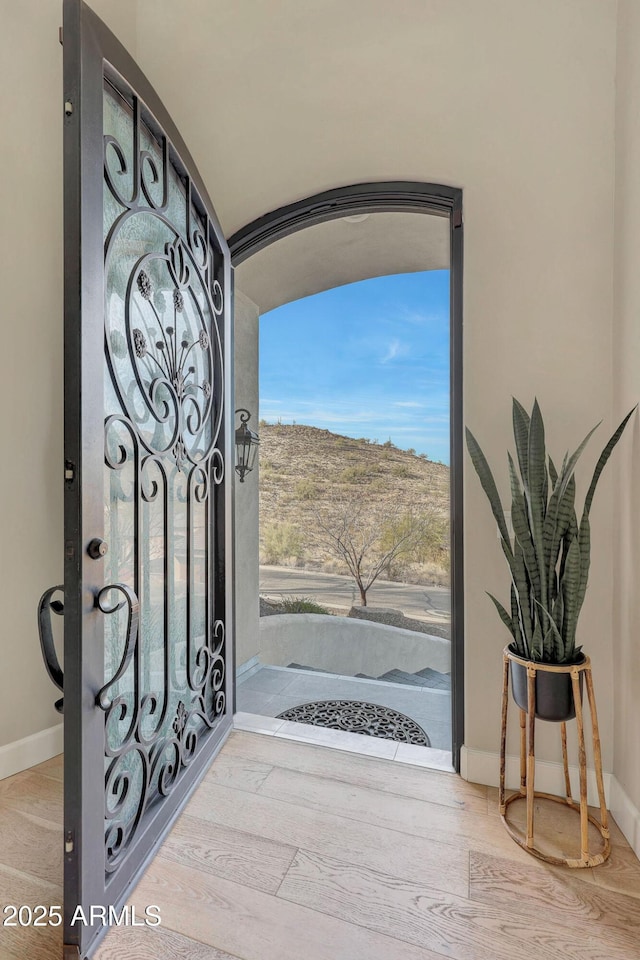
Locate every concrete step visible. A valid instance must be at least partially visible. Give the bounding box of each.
[377,669,432,687]
[414,667,452,689]
[287,663,451,690]
[287,662,328,673]
[279,662,451,691]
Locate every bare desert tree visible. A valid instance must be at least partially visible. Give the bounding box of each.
[311,499,433,606]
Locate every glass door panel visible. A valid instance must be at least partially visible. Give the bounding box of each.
[62,2,233,955]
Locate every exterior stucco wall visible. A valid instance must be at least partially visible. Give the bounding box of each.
[233,290,260,670]
[259,615,450,677]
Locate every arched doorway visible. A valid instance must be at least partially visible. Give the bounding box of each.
[229,182,464,770]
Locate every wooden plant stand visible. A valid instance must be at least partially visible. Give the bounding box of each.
[499,647,610,867]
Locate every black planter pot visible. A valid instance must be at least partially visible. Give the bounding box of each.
[509,648,585,722]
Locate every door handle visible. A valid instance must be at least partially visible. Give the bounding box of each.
[38,586,65,713]
[38,582,139,715]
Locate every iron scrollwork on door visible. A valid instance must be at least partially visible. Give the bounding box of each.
[100,82,227,877]
[95,583,139,712]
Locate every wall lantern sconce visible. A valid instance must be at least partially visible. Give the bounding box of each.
[235,408,260,482]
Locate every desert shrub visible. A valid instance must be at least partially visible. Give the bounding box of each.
[261,521,303,564]
[294,479,318,500]
[369,477,387,493]
[279,595,330,615]
[339,464,371,484]
[420,560,450,585]
[260,457,278,480]
[379,510,449,568]
[385,557,411,582]
[391,463,411,478]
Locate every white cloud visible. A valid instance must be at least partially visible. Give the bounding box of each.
[260,405,449,431]
[398,309,431,326]
[390,306,449,327]
[260,406,378,426]
[380,339,408,363]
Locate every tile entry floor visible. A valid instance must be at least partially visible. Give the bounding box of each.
[236,665,452,751]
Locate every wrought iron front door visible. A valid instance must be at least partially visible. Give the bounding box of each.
[62,3,233,956]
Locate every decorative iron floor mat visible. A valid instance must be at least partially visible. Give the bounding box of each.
[277,699,431,746]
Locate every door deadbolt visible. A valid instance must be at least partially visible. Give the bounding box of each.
[87,538,108,559]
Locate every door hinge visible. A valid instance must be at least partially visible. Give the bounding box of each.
[65,460,75,482]
[65,830,74,854]
[452,208,463,229]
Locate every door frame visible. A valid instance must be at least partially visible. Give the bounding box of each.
[63,2,234,956]
[228,183,464,770]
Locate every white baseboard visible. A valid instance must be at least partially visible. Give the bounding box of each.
[0,723,64,781]
[610,776,640,861]
[461,745,640,859]
[460,745,612,808]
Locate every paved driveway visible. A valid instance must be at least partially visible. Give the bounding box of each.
[259,565,450,624]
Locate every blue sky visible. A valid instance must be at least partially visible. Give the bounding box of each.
[259,271,450,464]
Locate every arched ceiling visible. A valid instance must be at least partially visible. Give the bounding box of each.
[119,0,467,237]
[234,210,449,313]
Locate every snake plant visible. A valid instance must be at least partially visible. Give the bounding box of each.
[466,399,635,663]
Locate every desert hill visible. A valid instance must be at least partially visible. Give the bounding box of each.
[258,423,450,585]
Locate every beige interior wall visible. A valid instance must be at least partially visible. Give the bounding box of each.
[233,290,260,670]
[0,0,137,751]
[613,0,640,814]
[0,0,64,747]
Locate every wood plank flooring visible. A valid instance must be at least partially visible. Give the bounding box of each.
[0,731,639,959]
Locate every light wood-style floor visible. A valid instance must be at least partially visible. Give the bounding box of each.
[1,730,640,959]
